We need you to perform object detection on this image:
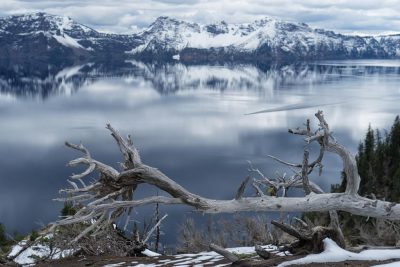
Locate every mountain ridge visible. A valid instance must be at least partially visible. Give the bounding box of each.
[0,12,399,62]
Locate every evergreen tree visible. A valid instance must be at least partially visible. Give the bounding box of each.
[0,223,7,247]
[330,115,400,244]
[61,201,77,217]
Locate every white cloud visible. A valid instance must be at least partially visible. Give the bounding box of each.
[1,0,400,35]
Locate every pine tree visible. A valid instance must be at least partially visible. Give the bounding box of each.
[389,116,400,201]
[60,201,77,217]
[0,223,7,247]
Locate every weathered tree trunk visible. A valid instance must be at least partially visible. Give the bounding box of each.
[48,111,400,253]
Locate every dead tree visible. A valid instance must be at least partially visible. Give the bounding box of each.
[51,111,400,254]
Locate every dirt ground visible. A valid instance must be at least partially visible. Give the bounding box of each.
[31,255,400,267]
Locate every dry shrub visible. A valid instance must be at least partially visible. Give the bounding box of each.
[177,214,292,253]
[356,219,400,246]
[46,222,152,258]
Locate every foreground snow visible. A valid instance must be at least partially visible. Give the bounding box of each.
[9,237,400,266]
[278,238,400,267]
[8,238,74,265]
[9,241,280,266]
[113,245,282,267]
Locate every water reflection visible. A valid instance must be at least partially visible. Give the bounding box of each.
[2,60,400,99]
[0,60,399,244]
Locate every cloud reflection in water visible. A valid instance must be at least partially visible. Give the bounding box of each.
[0,59,399,244]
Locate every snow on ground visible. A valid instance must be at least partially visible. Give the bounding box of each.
[8,234,76,266]
[373,262,400,267]
[8,239,74,265]
[10,238,400,266]
[100,245,281,267]
[226,244,279,254]
[142,249,162,257]
[278,238,400,267]
[103,262,127,267]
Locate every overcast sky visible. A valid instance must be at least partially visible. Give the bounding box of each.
[1,0,400,35]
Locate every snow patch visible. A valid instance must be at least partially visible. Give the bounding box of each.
[226,244,278,254]
[103,262,126,267]
[9,239,74,266]
[142,249,161,257]
[278,238,400,267]
[53,34,84,49]
[372,261,400,267]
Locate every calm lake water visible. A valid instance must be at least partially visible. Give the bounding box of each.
[1,59,400,245]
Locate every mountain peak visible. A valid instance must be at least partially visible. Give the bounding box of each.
[155,16,172,21]
[152,16,197,26]
[0,12,95,36]
[145,16,200,35]
[5,12,70,22]
[153,16,184,25]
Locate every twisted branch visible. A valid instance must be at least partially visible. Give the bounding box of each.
[51,110,400,246]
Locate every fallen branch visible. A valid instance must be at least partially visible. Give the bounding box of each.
[50,111,400,248]
[209,243,239,262]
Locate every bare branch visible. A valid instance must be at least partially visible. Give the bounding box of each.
[301,150,311,195]
[72,212,106,243]
[142,214,168,244]
[66,141,119,180]
[267,155,302,168]
[106,124,141,168]
[271,220,311,241]
[235,176,250,200]
[288,127,308,136]
[251,180,264,196]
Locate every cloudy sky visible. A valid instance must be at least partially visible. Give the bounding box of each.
[1,0,400,35]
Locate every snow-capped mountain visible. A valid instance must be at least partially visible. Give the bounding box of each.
[130,16,393,60]
[0,12,399,61]
[0,12,136,61]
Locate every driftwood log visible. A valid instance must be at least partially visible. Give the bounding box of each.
[46,110,400,256]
